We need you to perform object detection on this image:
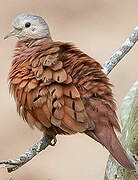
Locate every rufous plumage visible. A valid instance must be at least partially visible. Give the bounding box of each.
[4,14,135,170]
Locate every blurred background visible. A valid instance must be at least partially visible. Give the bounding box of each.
[0,0,138,179]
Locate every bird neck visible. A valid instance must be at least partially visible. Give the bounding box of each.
[11,37,52,69]
[14,37,53,56]
[24,37,53,47]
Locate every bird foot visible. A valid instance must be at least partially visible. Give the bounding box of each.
[49,136,57,146]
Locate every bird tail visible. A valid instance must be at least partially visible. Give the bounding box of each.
[85,126,135,170]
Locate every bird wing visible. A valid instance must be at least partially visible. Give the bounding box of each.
[59,42,121,133]
[9,42,95,134]
[30,44,96,134]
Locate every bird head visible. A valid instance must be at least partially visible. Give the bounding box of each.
[4,14,51,41]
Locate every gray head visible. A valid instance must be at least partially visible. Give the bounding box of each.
[4,14,51,40]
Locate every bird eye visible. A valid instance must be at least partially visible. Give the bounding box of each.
[25,22,31,28]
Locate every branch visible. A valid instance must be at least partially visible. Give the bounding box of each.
[0,135,53,173]
[102,26,138,75]
[0,26,138,173]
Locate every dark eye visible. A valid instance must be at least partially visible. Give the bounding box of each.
[25,22,31,28]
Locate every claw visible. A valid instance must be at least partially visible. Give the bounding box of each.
[49,136,57,146]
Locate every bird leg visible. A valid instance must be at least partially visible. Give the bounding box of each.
[0,135,53,173]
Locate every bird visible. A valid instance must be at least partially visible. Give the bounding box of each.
[4,13,135,170]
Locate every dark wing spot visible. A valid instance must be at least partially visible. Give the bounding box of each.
[51,89,56,95]
[69,90,72,98]
[33,95,42,102]
[57,76,60,81]
[74,112,77,120]
[52,107,56,115]
[52,97,57,105]
[72,101,75,110]
[43,66,48,70]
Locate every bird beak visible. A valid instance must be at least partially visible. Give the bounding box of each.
[4,29,17,40]
[4,27,22,40]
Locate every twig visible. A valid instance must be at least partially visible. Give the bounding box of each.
[102,26,138,75]
[0,26,138,173]
[0,135,53,173]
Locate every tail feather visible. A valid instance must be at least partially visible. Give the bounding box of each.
[85,126,135,170]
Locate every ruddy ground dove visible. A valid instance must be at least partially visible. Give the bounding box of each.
[4,14,135,170]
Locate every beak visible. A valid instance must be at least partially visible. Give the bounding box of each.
[4,29,17,40]
[4,27,22,40]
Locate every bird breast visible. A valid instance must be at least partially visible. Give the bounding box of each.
[8,40,92,134]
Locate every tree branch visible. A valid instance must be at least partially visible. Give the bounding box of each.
[102,26,138,75]
[0,26,138,173]
[0,135,53,173]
